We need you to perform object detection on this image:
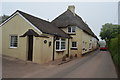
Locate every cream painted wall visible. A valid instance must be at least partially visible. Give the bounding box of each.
[61,27,83,57]
[61,26,98,55]
[54,38,68,59]
[1,13,70,64]
[2,13,42,60]
[82,31,98,54]
[92,37,98,50]
[82,31,92,54]
[33,35,53,64]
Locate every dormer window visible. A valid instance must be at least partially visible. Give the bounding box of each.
[68,26,76,33]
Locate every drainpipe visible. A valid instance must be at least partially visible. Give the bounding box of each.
[68,38,70,56]
[52,36,55,61]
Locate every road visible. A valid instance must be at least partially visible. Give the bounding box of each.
[2,50,118,78]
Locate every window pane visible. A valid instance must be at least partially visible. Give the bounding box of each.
[68,27,71,32]
[61,39,65,42]
[13,43,17,47]
[56,37,59,40]
[72,27,76,32]
[72,42,77,47]
[61,42,65,49]
[56,41,60,50]
[10,36,18,47]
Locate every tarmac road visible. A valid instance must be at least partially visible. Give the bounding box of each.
[2,50,118,78]
[50,50,118,78]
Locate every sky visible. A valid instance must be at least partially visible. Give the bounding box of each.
[1,1,118,40]
[118,1,120,25]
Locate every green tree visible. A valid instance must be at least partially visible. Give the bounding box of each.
[100,23,120,41]
[0,14,9,24]
[100,23,120,69]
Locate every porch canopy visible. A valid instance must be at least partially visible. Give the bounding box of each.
[20,29,49,38]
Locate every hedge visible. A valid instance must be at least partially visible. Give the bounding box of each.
[109,34,120,67]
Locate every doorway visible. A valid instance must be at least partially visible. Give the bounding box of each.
[27,35,33,61]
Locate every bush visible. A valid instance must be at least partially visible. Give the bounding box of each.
[69,55,73,59]
[109,34,120,68]
[62,56,66,61]
[75,54,77,58]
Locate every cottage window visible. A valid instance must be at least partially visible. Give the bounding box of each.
[89,43,92,50]
[68,27,71,32]
[10,35,18,48]
[61,39,66,49]
[68,26,76,33]
[72,41,77,48]
[56,38,66,51]
[56,41,60,50]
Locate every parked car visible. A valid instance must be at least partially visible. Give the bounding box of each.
[100,47,108,51]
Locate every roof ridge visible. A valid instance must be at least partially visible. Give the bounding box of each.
[16,10,70,38]
[52,9,73,23]
[17,10,51,23]
[51,9,99,40]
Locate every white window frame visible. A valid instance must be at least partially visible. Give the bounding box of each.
[68,26,76,33]
[71,41,77,48]
[56,38,66,51]
[9,35,18,48]
[85,42,87,48]
[89,43,92,49]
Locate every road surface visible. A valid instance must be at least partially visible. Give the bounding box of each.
[2,50,118,78]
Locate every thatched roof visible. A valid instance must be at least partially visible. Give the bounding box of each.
[52,10,99,40]
[17,10,70,38]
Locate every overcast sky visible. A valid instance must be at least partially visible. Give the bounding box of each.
[1,2,118,40]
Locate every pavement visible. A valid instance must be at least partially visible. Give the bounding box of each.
[2,50,118,78]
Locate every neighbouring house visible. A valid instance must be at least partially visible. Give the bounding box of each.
[51,5,99,55]
[1,5,99,64]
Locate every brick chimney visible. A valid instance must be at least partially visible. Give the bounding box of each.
[68,5,75,15]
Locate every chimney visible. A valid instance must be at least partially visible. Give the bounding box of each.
[68,5,75,15]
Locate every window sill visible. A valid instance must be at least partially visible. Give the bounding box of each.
[68,33,76,35]
[9,47,17,49]
[71,47,78,50]
[56,50,65,52]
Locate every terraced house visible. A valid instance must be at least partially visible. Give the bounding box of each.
[1,5,99,64]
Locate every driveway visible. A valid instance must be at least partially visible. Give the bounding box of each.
[2,50,118,78]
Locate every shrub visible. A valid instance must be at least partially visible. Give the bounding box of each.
[70,55,73,59]
[75,54,77,58]
[109,34,120,68]
[62,56,66,61]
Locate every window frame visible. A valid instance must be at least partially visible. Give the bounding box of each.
[71,41,77,48]
[89,43,92,49]
[9,35,18,48]
[68,26,76,33]
[55,38,66,51]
